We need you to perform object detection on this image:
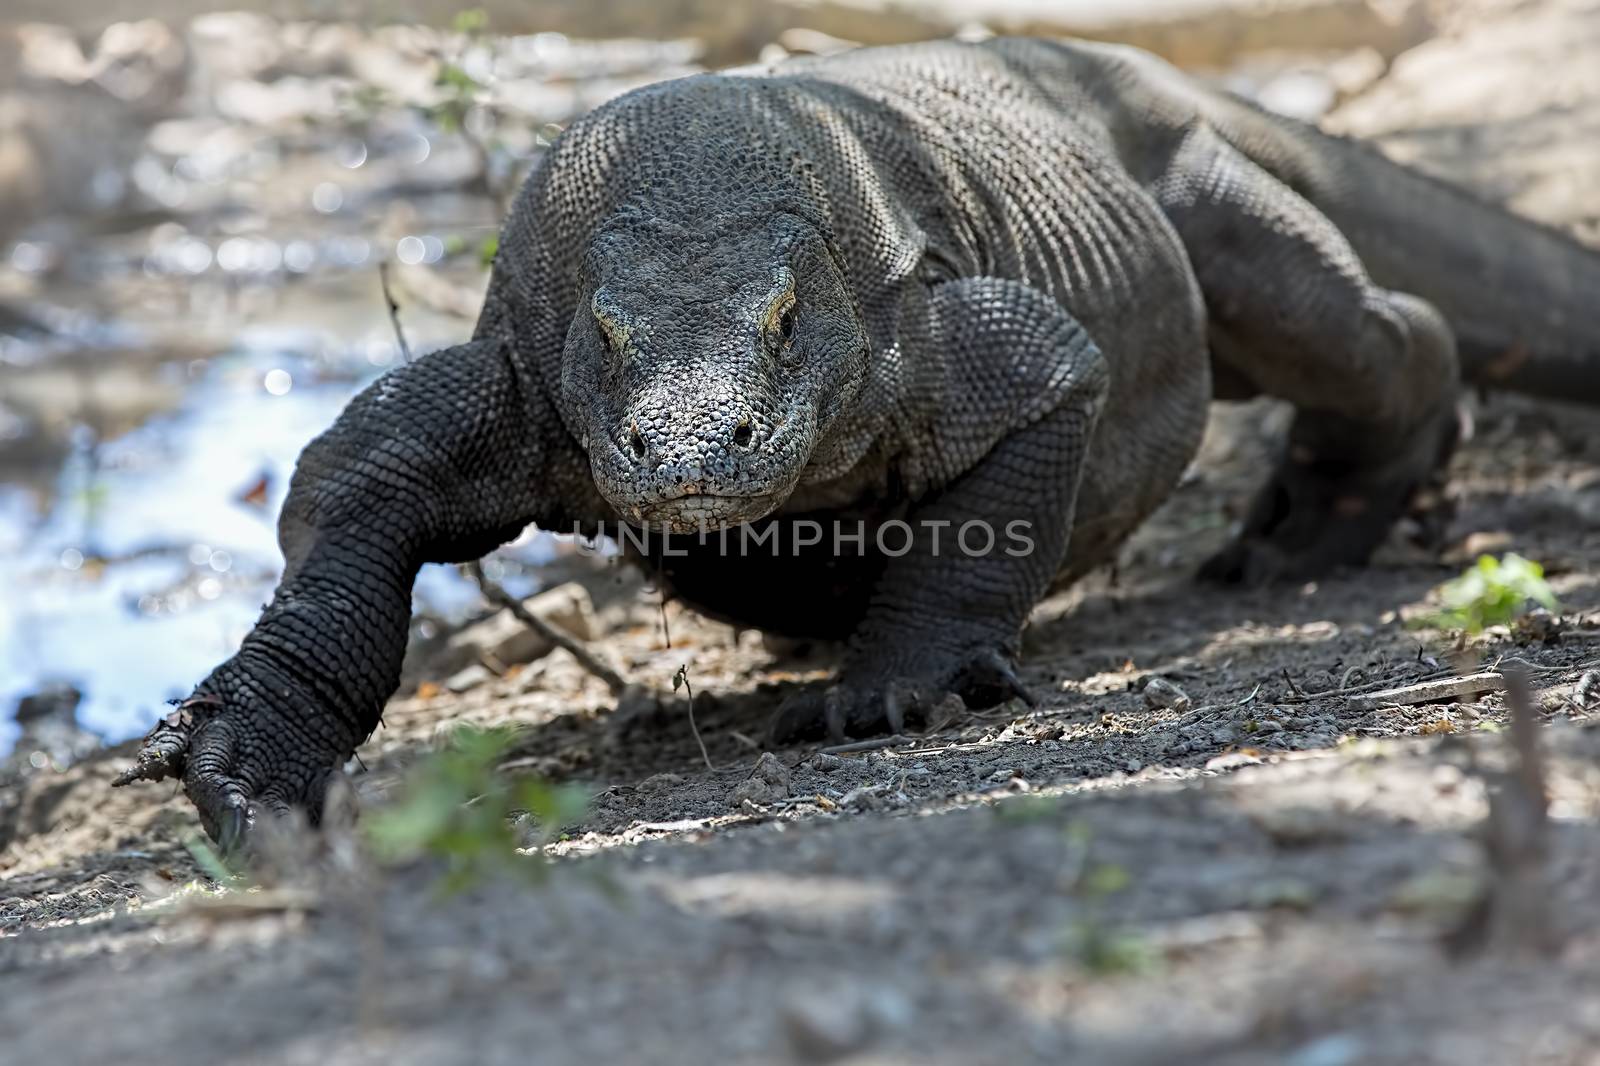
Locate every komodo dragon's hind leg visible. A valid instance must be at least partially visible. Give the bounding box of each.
[1155,130,1461,584]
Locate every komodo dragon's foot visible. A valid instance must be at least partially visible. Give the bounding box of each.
[112,656,354,853]
[768,646,1035,743]
[1200,403,1461,585]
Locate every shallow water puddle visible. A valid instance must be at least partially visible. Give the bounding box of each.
[0,294,553,753]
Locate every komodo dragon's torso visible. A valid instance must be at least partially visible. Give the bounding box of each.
[117,38,1600,841]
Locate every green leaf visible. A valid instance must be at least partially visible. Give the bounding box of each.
[1413,552,1559,634]
[450,724,518,766]
[365,779,460,862]
[1068,924,1158,976]
[184,833,242,884]
[361,724,589,893]
[436,63,482,95]
[1082,863,1131,898]
[452,8,489,35]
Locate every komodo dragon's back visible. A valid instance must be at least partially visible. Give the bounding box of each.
[955,37,1600,403]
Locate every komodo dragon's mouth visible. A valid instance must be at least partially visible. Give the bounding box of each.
[632,490,785,533]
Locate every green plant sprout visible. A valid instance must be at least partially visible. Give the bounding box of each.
[1059,821,1157,976]
[184,833,247,885]
[364,726,589,894]
[1415,553,1559,635]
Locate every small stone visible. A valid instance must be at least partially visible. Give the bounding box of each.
[752,751,791,795]
[731,777,773,808]
[1576,670,1599,709]
[808,752,844,773]
[1458,530,1513,560]
[731,752,791,808]
[1209,726,1237,746]
[1257,69,1336,121]
[1142,677,1192,712]
[837,784,886,810]
[780,991,873,1061]
[1125,759,1142,773]
[987,767,1017,784]
[638,772,683,793]
[1253,720,1285,735]
[1514,607,1562,642]
[444,663,492,693]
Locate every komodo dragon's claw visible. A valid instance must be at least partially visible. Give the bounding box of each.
[769,647,1036,744]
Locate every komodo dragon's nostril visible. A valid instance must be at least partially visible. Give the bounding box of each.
[732,418,753,448]
[628,423,647,460]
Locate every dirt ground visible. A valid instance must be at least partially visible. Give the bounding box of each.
[5,2,1600,1063]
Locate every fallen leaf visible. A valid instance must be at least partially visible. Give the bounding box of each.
[235,471,272,508]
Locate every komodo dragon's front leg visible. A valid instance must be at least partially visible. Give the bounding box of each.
[113,340,563,844]
[771,277,1108,741]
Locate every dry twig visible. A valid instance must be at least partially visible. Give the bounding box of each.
[817,734,913,756]
[1343,671,1507,711]
[673,665,714,772]
[378,261,414,363]
[465,561,627,696]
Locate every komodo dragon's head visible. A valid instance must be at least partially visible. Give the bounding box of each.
[564,206,870,533]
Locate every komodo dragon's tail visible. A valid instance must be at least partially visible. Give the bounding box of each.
[1208,98,1600,405]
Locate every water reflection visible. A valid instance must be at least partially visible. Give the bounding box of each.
[0,291,551,754]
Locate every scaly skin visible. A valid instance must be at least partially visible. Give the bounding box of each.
[116,39,1600,841]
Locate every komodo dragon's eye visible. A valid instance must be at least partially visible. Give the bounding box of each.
[592,303,626,357]
[764,292,798,357]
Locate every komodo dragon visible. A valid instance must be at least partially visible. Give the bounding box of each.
[115,38,1600,843]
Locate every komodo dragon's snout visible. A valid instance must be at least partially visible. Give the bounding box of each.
[564,209,870,532]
